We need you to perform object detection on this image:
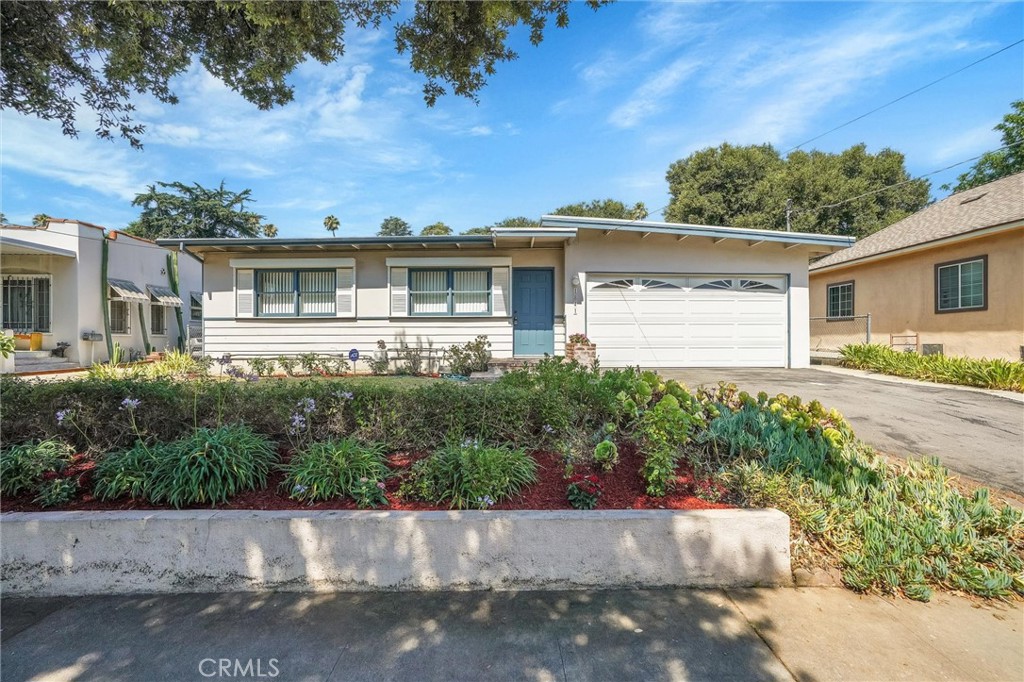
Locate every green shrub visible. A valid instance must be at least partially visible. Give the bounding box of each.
[150,426,277,507]
[248,357,277,377]
[93,440,164,501]
[840,343,1024,392]
[94,426,277,507]
[0,439,74,497]
[636,394,699,496]
[402,439,537,509]
[593,440,618,472]
[33,478,79,508]
[282,438,389,505]
[703,398,1024,601]
[566,474,602,510]
[444,335,492,375]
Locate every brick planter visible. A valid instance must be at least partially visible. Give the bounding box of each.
[566,342,597,366]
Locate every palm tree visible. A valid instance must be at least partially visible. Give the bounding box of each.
[324,214,340,237]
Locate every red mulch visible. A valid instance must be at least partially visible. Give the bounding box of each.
[0,441,732,513]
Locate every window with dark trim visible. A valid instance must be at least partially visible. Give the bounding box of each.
[827,281,854,318]
[936,256,986,313]
[255,269,335,317]
[110,299,130,334]
[190,292,203,321]
[151,304,166,335]
[409,269,491,316]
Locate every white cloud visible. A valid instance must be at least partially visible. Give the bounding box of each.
[0,114,148,201]
[148,123,202,146]
[608,57,700,128]
[929,121,1001,164]
[468,126,493,137]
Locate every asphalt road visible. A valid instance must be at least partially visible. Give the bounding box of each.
[663,367,1024,496]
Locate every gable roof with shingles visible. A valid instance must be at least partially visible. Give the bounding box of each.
[811,172,1024,271]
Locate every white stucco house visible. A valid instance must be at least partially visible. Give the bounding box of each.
[0,219,202,372]
[157,216,852,369]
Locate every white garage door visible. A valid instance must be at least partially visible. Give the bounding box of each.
[586,275,789,368]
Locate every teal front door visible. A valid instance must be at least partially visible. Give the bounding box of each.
[512,268,554,356]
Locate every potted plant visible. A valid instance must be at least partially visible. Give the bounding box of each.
[566,333,597,366]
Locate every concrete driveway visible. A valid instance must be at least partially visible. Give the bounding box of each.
[662,367,1024,496]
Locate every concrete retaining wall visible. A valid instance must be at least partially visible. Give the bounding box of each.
[1,509,791,596]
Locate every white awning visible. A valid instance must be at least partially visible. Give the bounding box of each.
[147,284,183,307]
[108,278,149,303]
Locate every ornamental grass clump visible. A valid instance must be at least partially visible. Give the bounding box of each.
[93,425,277,508]
[699,389,1024,601]
[0,438,75,499]
[402,439,537,509]
[282,438,389,506]
[840,343,1024,392]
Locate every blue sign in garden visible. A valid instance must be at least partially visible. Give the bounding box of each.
[348,348,360,363]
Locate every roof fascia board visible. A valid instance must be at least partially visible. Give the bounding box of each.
[156,236,494,249]
[539,215,854,248]
[810,220,1024,274]
[491,228,577,239]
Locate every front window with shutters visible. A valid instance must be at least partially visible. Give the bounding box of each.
[255,270,336,317]
[409,269,491,316]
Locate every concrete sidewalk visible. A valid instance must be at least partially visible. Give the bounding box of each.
[2,588,1021,681]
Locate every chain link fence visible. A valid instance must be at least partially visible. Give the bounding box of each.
[809,314,871,354]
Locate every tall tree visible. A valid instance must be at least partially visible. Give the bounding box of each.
[125,181,273,240]
[263,224,278,238]
[944,100,1024,192]
[1,1,607,148]
[378,216,412,237]
[552,199,648,220]
[323,215,340,238]
[420,222,453,236]
[32,213,50,227]
[664,143,930,238]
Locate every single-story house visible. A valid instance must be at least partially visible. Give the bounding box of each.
[158,217,851,369]
[0,219,202,372]
[809,172,1024,360]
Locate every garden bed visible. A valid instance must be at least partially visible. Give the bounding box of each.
[0,443,731,514]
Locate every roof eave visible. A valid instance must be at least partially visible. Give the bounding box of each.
[539,215,855,248]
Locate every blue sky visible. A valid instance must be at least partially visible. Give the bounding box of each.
[2,1,1022,237]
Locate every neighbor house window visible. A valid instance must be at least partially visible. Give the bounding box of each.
[409,269,491,316]
[151,304,166,335]
[110,299,130,334]
[936,256,986,313]
[256,270,335,317]
[1,275,51,333]
[190,292,203,321]
[827,281,854,318]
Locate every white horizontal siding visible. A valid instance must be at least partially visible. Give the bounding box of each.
[203,318,518,357]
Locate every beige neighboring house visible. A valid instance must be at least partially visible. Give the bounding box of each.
[0,219,202,373]
[809,172,1024,360]
[158,216,853,369]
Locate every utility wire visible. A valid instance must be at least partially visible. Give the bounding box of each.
[791,140,1023,216]
[784,39,1024,154]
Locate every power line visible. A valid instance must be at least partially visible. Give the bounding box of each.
[792,140,1022,216]
[784,39,1024,154]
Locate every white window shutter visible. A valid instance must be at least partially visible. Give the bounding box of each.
[236,269,254,318]
[492,267,510,316]
[390,267,408,316]
[336,267,355,317]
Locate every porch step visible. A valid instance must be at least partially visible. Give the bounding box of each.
[13,353,80,374]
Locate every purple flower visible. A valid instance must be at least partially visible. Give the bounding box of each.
[296,397,316,414]
[334,391,354,401]
[290,413,307,428]
[292,484,307,495]
[225,365,245,378]
[246,373,259,382]
[376,482,386,490]
[476,495,495,508]
[217,354,232,366]
[56,408,72,425]
[542,424,555,434]
[120,397,141,411]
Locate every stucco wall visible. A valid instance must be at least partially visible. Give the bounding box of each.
[0,509,792,595]
[1,222,203,365]
[809,227,1024,360]
[200,248,565,360]
[563,230,817,368]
